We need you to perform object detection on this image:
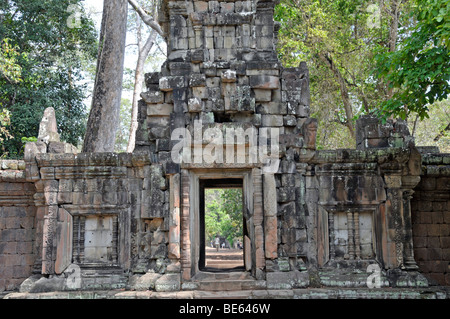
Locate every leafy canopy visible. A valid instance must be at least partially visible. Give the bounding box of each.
[274,0,402,147]
[0,0,98,158]
[375,0,450,120]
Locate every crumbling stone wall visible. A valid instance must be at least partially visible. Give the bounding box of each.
[0,160,36,292]
[2,0,450,295]
[412,151,450,286]
[28,153,170,289]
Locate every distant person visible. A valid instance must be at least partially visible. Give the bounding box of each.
[221,242,225,249]
[215,236,220,252]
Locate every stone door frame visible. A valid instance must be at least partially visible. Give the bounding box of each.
[181,168,265,281]
[198,177,245,271]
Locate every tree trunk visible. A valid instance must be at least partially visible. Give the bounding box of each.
[434,123,450,142]
[82,0,128,153]
[386,0,401,101]
[388,0,400,53]
[126,30,156,153]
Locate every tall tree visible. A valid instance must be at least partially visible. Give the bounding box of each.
[0,0,98,158]
[82,0,128,153]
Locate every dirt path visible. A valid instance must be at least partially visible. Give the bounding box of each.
[205,247,244,269]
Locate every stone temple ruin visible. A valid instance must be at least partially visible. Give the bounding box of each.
[1,0,449,298]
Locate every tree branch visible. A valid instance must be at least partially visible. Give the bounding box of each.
[434,123,450,142]
[127,0,164,38]
[317,52,356,138]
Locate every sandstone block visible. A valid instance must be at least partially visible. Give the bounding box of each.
[188,97,202,113]
[261,115,283,127]
[254,89,272,102]
[128,272,161,291]
[221,69,237,83]
[141,91,164,104]
[159,76,186,92]
[147,104,174,117]
[250,75,280,90]
[155,273,181,292]
[38,107,60,144]
[24,142,47,161]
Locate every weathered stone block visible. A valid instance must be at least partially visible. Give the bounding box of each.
[38,107,60,144]
[47,142,77,154]
[250,75,280,90]
[189,73,206,87]
[155,273,181,292]
[277,187,296,203]
[128,272,161,291]
[159,76,186,92]
[192,86,208,100]
[261,115,283,127]
[283,115,297,127]
[141,91,164,104]
[254,89,272,102]
[221,69,237,83]
[194,1,208,12]
[24,142,47,161]
[191,49,205,63]
[147,104,174,117]
[188,97,202,113]
[256,102,287,115]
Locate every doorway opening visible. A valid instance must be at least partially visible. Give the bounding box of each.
[199,178,245,272]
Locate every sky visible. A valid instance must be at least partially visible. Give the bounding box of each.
[83,0,103,29]
[82,0,165,69]
[83,0,141,70]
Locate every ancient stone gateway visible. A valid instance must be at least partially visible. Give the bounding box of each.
[2,0,450,298]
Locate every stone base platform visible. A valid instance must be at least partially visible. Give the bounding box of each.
[4,286,449,299]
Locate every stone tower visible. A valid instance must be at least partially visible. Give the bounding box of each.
[135,0,316,283]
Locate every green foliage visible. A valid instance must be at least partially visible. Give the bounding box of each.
[275,0,449,149]
[375,0,450,120]
[21,136,37,143]
[274,0,409,147]
[205,189,243,246]
[0,38,24,84]
[0,108,12,153]
[0,38,23,151]
[0,0,98,158]
[409,98,450,153]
